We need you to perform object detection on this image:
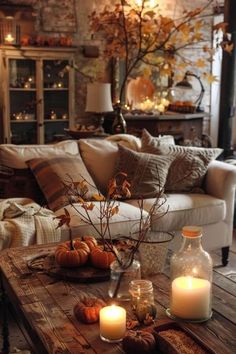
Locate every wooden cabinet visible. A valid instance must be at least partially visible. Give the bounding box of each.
[0,46,76,144]
[105,112,207,145]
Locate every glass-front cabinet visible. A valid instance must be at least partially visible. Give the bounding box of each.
[0,46,75,144]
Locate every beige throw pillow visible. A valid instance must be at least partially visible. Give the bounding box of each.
[141,129,175,152]
[27,156,97,211]
[141,143,223,192]
[79,136,142,194]
[115,145,174,198]
[0,140,79,169]
[79,139,119,194]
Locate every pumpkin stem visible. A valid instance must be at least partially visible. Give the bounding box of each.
[69,228,75,250]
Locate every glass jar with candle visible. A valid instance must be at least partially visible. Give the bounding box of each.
[167,225,212,322]
[129,279,157,322]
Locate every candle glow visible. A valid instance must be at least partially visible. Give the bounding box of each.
[171,276,211,320]
[5,33,14,44]
[99,304,126,342]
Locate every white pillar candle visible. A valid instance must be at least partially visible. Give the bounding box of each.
[99,305,126,342]
[171,276,211,320]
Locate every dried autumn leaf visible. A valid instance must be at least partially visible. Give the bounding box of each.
[213,22,228,33]
[195,58,207,68]
[203,73,218,84]
[93,193,106,201]
[111,205,119,216]
[179,23,191,36]
[82,202,95,211]
[221,42,234,53]
[55,208,71,228]
[187,8,202,18]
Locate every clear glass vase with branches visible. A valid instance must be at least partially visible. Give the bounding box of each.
[56,171,173,298]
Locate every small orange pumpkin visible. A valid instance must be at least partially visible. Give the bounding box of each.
[82,235,97,251]
[74,297,106,324]
[55,239,90,268]
[90,246,116,269]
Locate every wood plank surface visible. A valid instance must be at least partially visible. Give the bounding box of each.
[1,243,236,354]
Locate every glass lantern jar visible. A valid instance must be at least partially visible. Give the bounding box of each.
[167,226,213,322]
[129,279,157,322]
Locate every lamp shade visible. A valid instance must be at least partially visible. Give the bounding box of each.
[85,82,113,113]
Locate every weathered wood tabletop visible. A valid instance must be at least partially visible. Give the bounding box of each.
[0,243,236,354]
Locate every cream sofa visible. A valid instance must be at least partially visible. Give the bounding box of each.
[0,134,236,266]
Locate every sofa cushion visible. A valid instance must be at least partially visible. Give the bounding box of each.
[27,156,97,211]
[125,193,226,232]
[0,166,46,204]
[115,145,174,198]
[54,201,148,240]
[79,139,119,194]
[78,135,142,194]
[141,142,223,193]
[0,140,79,204]
[141,128,175,147]
[0,140,79,169]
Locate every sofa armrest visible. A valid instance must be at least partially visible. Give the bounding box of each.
[205,160,236,200]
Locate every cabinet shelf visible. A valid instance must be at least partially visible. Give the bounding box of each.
[11,120,36,123]
[44,119,69,122]
[43,88,69,91]
[9,88,36,91]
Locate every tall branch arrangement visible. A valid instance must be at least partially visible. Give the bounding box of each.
[89,0,232,102]
[56,172,171,270]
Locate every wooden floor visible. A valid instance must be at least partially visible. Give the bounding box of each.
[1,233,236,354]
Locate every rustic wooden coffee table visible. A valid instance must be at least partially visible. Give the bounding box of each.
[0,243,236,354]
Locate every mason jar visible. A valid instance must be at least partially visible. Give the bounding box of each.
[168,225,213,322]
[129,279,157,322]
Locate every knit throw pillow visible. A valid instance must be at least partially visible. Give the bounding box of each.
[141,143,223,192]
[115,145,174,198]
[27,156,97,211]
[141,128,175,152]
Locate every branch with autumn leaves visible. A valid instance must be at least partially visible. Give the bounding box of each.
[89,0,233,103]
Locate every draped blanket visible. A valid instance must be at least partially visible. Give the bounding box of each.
[0,198,61,250]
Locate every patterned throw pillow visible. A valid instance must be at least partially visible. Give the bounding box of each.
[115,145,174,198]
[27,156,97,211]
[141,143,223,192]
[141,128,175,152]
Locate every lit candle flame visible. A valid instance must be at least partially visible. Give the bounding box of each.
[5,33,14,44]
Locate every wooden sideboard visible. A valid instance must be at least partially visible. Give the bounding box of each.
[104,112,209,145]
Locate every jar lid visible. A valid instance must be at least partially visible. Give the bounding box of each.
[129,279,153,292]
[182,226,202,238]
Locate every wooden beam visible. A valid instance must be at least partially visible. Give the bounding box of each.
[218,0,236,157]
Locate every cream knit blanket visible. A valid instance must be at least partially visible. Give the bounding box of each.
[0,198,61,250]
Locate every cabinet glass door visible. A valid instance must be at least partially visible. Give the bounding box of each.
[43,60,69,143]
[9,59,37,144]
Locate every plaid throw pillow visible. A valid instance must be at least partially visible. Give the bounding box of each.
[27,156,97,211]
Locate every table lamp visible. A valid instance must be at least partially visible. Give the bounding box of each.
[85,82,113,133]
[175,71,205,112]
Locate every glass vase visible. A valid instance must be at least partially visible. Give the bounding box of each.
[167,226,213,322]
[108,259,141,301]
[112,106,127,134]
